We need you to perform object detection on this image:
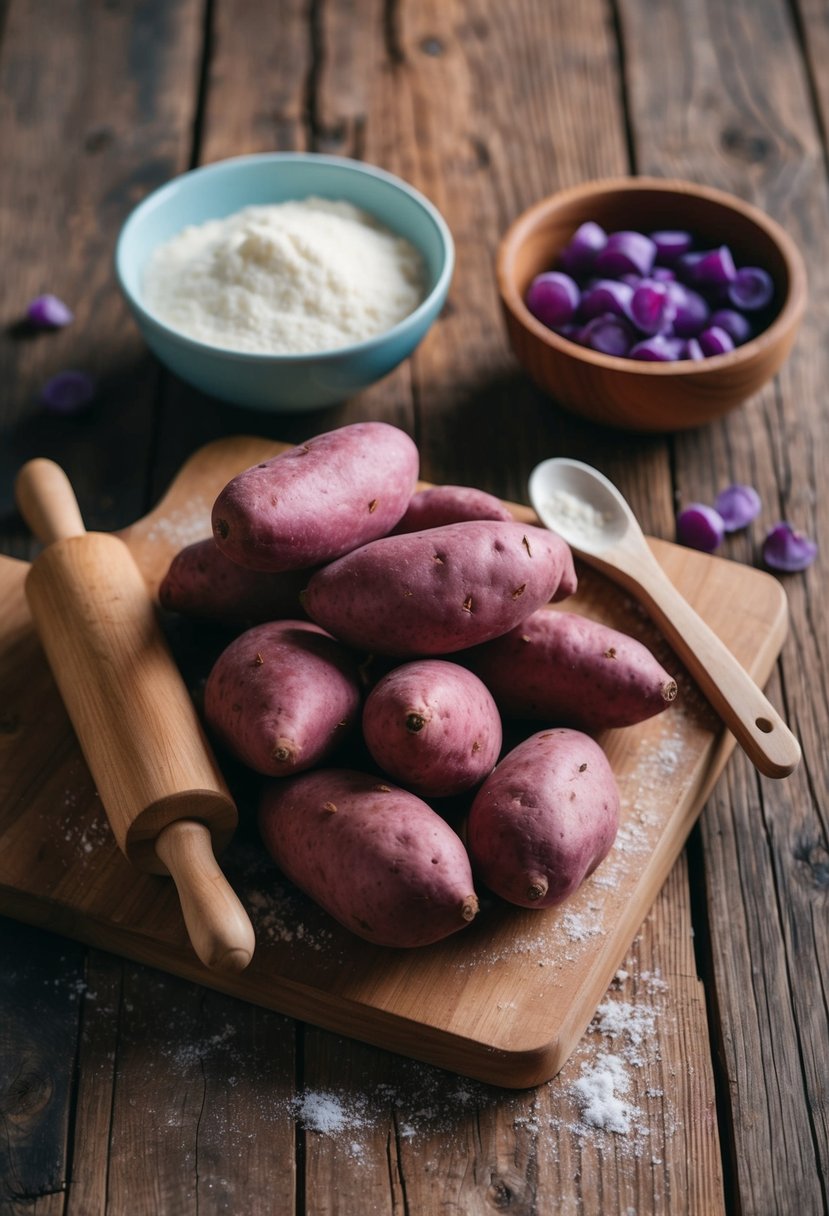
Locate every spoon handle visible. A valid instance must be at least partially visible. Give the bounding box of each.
[626,558,800,778]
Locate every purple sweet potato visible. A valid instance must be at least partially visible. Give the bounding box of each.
[301,520,577,656]
[362,660,502,797]
[464,608,677,730]
[211,422,419,571]
[392,485,513,533]
[204,620,361,776]
[466,728,620,909]
[159,537,311,624]
[258,769,479,947]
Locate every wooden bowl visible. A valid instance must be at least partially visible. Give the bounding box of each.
[496,177,807,431]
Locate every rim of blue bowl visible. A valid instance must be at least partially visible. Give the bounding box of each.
[114,152,455,364]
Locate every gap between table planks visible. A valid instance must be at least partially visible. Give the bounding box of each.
[0,436,790,1090]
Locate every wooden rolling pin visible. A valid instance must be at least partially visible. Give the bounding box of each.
[16,458,255,974]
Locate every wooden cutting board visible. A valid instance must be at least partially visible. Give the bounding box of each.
[0,436,790,1088]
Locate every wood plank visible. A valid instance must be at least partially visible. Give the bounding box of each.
[618,0,829,1206]
[70,963,297,1214]
[0,0,203,534]
[0,0,727,1209]
[12,0,822,1210]
[0,921,84,1214]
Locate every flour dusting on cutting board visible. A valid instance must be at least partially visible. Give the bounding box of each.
[143,496,212,549]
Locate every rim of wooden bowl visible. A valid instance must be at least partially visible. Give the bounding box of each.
[496,176,808,380]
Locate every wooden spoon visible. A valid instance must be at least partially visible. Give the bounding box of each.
[528,457,801,779]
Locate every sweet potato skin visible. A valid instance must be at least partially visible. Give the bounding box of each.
[258,770,479,947]
[362,660,502,797]
[464,608,677,730]
[302,521,577,656]
[204,621,361,776]
[211,422,419,572]
[159,537,311,624]
[392,485,513,533]
[466,728,620,908]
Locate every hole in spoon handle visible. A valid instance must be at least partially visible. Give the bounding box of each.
[634,565,801,779]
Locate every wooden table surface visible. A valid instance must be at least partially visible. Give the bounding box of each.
[0,2,826,1213]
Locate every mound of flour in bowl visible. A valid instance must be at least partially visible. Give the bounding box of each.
[142,197,427,354]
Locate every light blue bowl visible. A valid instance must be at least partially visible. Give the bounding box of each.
[115,153,454,411]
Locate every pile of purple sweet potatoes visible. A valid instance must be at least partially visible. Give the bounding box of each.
[160,422,677,948]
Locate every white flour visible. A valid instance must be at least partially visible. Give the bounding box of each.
[541,489,611,538]
[142,197,426,354]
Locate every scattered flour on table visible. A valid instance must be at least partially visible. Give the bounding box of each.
[283,964,674,1163]
[571,1053,636,1134]
[36,945,677,1172]
[556,965,676,1157]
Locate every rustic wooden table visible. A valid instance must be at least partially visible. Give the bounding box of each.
[1,2,826,1213]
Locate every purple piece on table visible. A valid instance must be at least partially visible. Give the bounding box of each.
[728,266,774,311]
[526,271,581,328]
[698,325,735,357]
[714,484,762,532]
[676,504,725,553]
[559,221,607,275]
[650,229,694,264]
[693,246,738,287]
[708,308,752,345]
[577,313,635,357]
[26,293,74,328]
[579,278,634,320]
[668,283,710,337]
[762,522,817,572]
[630,280,677,335]
[594,230,657,278]
[40,370,96,414]
[629,334,684,362]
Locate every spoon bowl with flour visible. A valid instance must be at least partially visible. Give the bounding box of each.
[528,457,801,779]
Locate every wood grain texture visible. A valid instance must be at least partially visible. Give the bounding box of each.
[619,0,829,1206]
[0,0,203,531]
[1,0,825,1210]
[0,925,84,1211]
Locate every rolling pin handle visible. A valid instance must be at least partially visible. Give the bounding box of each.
[154,820,256,974]
[15,458,87,544]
